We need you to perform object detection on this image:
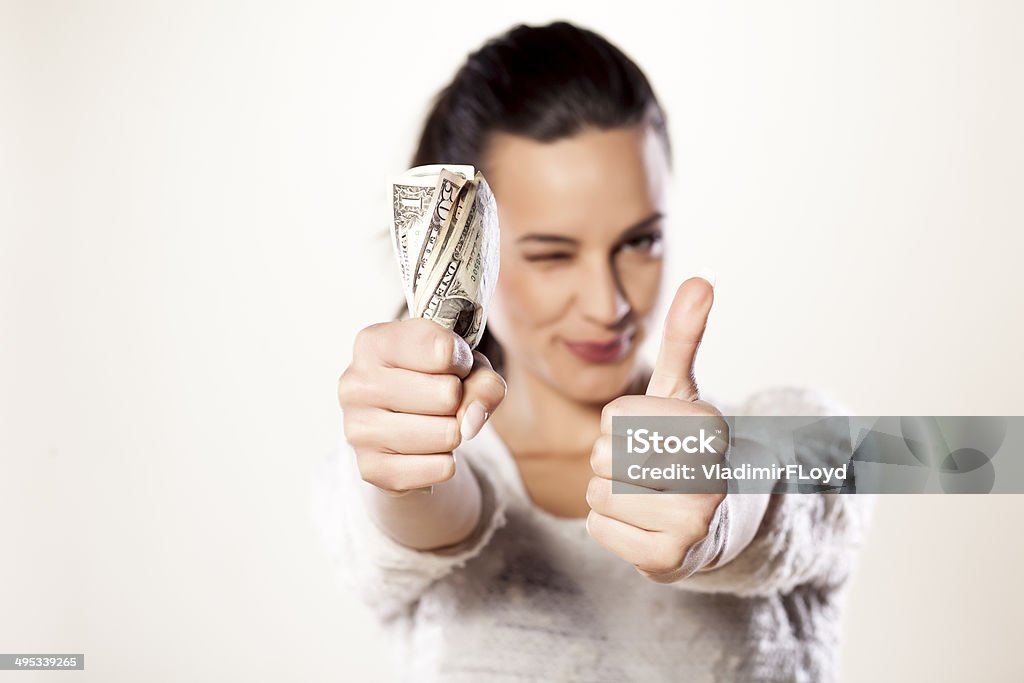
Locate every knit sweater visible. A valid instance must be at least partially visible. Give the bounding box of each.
[312,386,876,682]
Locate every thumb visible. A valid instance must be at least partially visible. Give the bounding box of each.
[456,351,507,442]
[646,275,715,400]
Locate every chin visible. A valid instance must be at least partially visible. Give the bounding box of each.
[552,358,639,405]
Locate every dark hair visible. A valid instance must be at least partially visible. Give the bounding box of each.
[405,21,671,371]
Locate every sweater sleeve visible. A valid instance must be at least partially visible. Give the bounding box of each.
[310,436,509,623]
[669,386,877,597]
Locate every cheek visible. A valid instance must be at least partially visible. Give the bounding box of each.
[490,262,572,335]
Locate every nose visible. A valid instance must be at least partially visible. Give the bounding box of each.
[577,254,631,329]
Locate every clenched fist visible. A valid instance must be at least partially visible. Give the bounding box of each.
[338,318,507,495]
[587,277,728,583]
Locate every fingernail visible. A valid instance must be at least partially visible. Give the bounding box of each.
[695,267,716,289]
[379,485,432,496]
[460,401,487,443]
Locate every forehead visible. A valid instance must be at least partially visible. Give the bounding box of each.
[481,126,668,238]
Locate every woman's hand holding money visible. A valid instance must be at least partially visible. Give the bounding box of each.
[338,318,507,550]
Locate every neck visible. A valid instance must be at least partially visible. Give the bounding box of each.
[489,358,610,459]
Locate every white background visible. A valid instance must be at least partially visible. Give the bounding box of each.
[2,1,1022,681]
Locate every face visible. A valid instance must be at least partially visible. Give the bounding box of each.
[481,124,669,405]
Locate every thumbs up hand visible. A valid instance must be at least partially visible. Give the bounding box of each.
[586,276,728,583]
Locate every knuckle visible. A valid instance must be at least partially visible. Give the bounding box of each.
[585,510,599,539]
[337,368,368,408]
[702,401,724,419]
[344,409,389,450]
[470,349,493,368]
[373,471,404,492]
[481,370,508,400]
[644,557,678,576]
[431,329,455,370]
[353,323,385,357]
[436,375,463,414]
[434,454,457,484]
[354,450,384,485]
[342,411,370,446]
[470,350,499,378]
[358,453,411,492]
[468,370,507,409]
[585,477,603,508]
[646,539,685,575]
[602,395,628,416]
[601,395,634,431]
[380,468,413,492]
[590,435,611,472]
[600,401,616,427]
[441,417,461,452]
[337,368,354,407]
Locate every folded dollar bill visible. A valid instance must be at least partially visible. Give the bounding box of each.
[390,165,500,349]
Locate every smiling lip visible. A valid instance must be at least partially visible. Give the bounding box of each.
[563,333,635,364]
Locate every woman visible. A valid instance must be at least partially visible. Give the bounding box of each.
[316,21,874,682]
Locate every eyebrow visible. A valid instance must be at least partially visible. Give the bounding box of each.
[516,212,664,246]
